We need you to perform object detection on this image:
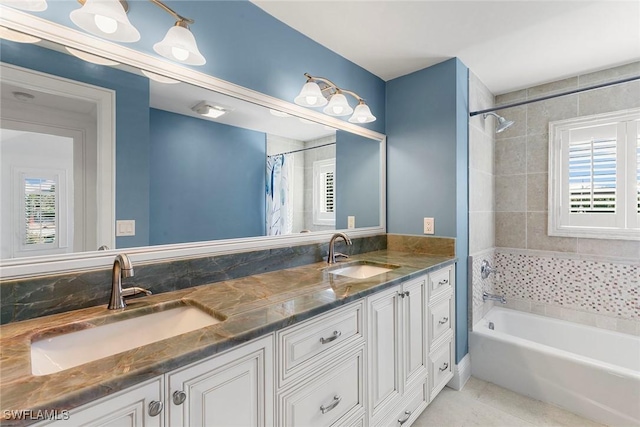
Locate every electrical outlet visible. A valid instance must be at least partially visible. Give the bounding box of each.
[347,216,356,229]
[423,217,434,234]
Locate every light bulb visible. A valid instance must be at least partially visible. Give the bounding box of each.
[305,96,318,105]
[94,14,117,34]
[171,46,189,61]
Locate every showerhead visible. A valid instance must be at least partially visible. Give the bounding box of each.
[483,112,515,133]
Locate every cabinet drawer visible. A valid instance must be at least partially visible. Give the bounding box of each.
[372,378,428,427]
[429,337,453,400]
[278,301,364,387]
[278,347,364,427]
[429,296,452,346]
[429,266,453,300]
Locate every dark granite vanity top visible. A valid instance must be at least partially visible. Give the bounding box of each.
[0,249,455,425]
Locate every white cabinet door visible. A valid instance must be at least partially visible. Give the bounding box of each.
[367,285,402,416]
[34,377,164,427]
[402,277,427,390]
[166,335,274,427]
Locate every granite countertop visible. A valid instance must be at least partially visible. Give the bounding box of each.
[0,249,455,424]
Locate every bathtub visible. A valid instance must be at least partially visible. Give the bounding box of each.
[470,307,640,426]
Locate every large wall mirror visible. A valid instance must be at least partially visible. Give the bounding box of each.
[0,11,386,279]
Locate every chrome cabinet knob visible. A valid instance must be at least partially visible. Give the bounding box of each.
[398,410,412,425]
[148,400,163,417]
[173,390,187,405]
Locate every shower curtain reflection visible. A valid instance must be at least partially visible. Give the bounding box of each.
[266,153,294,235]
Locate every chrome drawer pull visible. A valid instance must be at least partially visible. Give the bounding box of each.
[320,395,341,414]
[439,362,449,372]
[173,390,187,405]
[398,410,412,425]
[148,400,163,417]
[320,330,341,344]
[438,279,449,286]
[438,317,449,325]
[404,291,410,297]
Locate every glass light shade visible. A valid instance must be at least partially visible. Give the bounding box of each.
[294,81,328,107]
[0,26,41,43]
[348,102,376,123]
[153,25,206,66]
[0,0,47,11]
[140,69,179,84]
[70,0,140,43]
[323,93,353,116]
[65,47,119,66]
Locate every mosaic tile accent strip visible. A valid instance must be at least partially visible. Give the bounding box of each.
[494,250,640,320]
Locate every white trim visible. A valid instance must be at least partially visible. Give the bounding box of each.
[0,62,115,252]
[447,353,471,391]
[0,8,387,280]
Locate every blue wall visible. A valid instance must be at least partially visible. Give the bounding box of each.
[149,109,266,245]
[336,131,380,229]
[32,0,385,135]
[386,58,469,363]
[0,41,151,249]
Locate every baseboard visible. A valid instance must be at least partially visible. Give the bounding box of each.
[446,353,471,391]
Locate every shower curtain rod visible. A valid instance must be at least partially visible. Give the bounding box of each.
[268,142,336,157]
[469,75,640,117]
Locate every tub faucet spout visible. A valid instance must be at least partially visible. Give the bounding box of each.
[483,291,506,304]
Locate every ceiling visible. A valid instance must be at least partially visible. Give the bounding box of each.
[251,1,640,94]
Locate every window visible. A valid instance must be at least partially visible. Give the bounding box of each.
[313,158,336,226]
[549,108,639,240]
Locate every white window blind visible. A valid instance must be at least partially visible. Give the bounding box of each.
[313,158,336,226]
[24,177,58,245]
[549,109,640,240]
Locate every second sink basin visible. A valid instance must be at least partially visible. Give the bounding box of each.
[329,261,400,279]
[31,304,223,376]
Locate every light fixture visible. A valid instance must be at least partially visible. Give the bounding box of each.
[65,46,120,66]
[0,26,41,43]
[483,112,515,133]
[141,69,179,84]
[70,0,140,42]
[295,73,376,123]
[191,101,230,119]
[67,0,205,65]
[0,0,47,11]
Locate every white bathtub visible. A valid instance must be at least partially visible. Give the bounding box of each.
[470,307,640,426]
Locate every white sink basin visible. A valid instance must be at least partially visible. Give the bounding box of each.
[31,306,221,376]
[330,263,396,279]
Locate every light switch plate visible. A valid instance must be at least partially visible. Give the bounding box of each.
[347,216,356,229]
[423,217,434,234]
[116,220,136,237]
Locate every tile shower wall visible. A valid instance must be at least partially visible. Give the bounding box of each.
[493,61,640,335]
[468,72,497,325]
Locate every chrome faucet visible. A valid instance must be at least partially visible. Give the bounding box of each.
[480,259,497,279]
[483,291,507,304]
[327,232,353,264]
[108,254,151,310]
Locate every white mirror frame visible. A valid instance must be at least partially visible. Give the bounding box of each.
[0,7,386,279]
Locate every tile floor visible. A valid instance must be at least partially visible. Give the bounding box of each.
[413,377,605,427]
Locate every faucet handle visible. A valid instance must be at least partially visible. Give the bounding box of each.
[334,252,349,260]
[121,287,152,298]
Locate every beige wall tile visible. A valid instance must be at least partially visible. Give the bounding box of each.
[527,173,547,212]
[576,238,640,259]
[469,212,495,253]
[578,61,640,87]
[527,77,578,97]
[526,94,579,136]
[578,81,640,116]
[503,298,531,312]
[617,318,640,336]
[496,175,526,212]
[495,137,526,176]
[495,212,526,249]
[560,307,596,327]
[470,169,494,213]
[526,133,549,173]
[526,212,577,252]
[496,89,527,105]
[469,126,494,174]
[595,314,618,332]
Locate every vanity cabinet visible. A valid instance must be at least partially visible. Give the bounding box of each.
[367,275,427,424]
[166,335,274,427]
[33,377,165,427]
